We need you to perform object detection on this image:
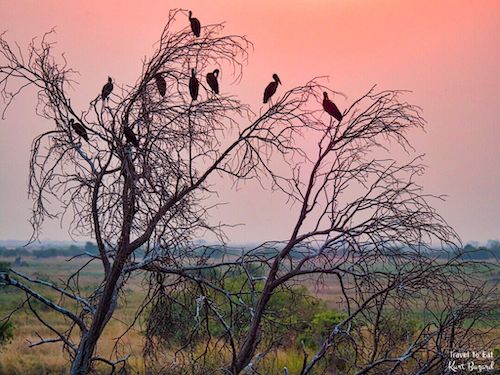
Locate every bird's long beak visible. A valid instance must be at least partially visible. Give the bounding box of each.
[277,77,282,85]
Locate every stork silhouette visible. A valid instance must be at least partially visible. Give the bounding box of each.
[189,69,199,101]
[189,11,201,37]
[101,77,113,101]
[263,74,281,104]
[69,119,89,142]
[322,92,343,122]
[206,69,220,94]
[123,126,139,148]
[154,73,166,97]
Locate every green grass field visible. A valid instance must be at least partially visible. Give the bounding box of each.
[0,256,498,374]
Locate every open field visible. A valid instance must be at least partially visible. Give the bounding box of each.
[0,257,146,374]
[0,256,498,374]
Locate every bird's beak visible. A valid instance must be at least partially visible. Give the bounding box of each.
[277,77,282,85]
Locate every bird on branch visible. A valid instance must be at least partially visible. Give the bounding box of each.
[101,77,113,101]
[263,74,281,104]
[69,119,89,142]
[189,69,199,101]
[154,73,167,97]
[123,126,139,148]
[189,11,201,37]
[206,69,220,94]
[322,91,343,122]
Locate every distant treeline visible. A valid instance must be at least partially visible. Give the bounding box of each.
[0,241,498,260]
[423,241,500,260]
[458,241,500,260]
[0,242,98,258]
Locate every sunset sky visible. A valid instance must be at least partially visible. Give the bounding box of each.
[0,0,498,244]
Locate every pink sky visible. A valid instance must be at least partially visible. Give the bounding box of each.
[0,0,498,244]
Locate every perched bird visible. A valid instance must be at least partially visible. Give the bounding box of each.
[189,69,199,101]
[206,69,220,94]
[69,119,89,142]
[101,77,113,101]
[123,126,139,147]
[188,11,201,37]
[322,92,343,122]
[263,74,281,104]
[154,73,166,97]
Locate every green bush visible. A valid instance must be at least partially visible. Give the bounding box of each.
[311,310,346,333]
[0,261,11,272]
[299,309,347,349]
[378,314,419,345]
[0,321,14,344]
[144,274,327,351]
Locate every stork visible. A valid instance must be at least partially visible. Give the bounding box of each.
[322,91,343,122]
[69,119,89,142]
[189,11,201,37]
[123,126,139,148]
[206,69,220,94]
[189,69,199,101]
[154,73,166,97]
[263,74,281,104]
[101,77,113,101]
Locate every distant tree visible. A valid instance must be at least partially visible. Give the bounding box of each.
[0,8,497,375]
[84,242,98,254]
[13,256,26,266]
[0,321,14,345]
[0,262,10,273]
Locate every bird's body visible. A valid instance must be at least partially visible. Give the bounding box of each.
[101,77,113,101]
[189,11,201,37]
[263,74,281,103]
[322,92,343,122]
[124,126,139,147]
[206,69,220,94]
[189,69,199,101]
[70,119,89,142]
[154,73,166,97]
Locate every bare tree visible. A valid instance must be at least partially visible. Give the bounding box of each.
[0,8,497,375]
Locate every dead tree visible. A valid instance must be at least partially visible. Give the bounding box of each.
[0,8,497,375]
[138,87,498,374]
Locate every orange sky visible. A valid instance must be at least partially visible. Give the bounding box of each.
[0,0,498,244]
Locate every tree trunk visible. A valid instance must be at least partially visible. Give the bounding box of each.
[232,248,292,373]
[70,333,97,375]
[69,256,125,375]
[232,292,272,373]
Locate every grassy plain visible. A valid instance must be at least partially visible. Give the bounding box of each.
[0,256,497,374]
[0,257,147,374]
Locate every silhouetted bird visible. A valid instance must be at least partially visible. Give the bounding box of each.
[206,69,220,94]
[322,92,343,122]
[123,126,139,147]
[101,77,113,101]
[69,119,89,142]
[189,69,199,101]
[263,74,281,104]
[189,11,201,37]
[154,73,166,97]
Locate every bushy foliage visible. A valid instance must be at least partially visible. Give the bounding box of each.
[0,262,11,272]
[299,310,347,349]
[144,272,333,352]
[377,314,419,346]
[0,321,14,345]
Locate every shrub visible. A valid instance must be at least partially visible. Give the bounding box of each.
[0,262,11,272]
[0,321,14,345]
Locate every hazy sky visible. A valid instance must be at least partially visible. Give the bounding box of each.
[0,0,498,244]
